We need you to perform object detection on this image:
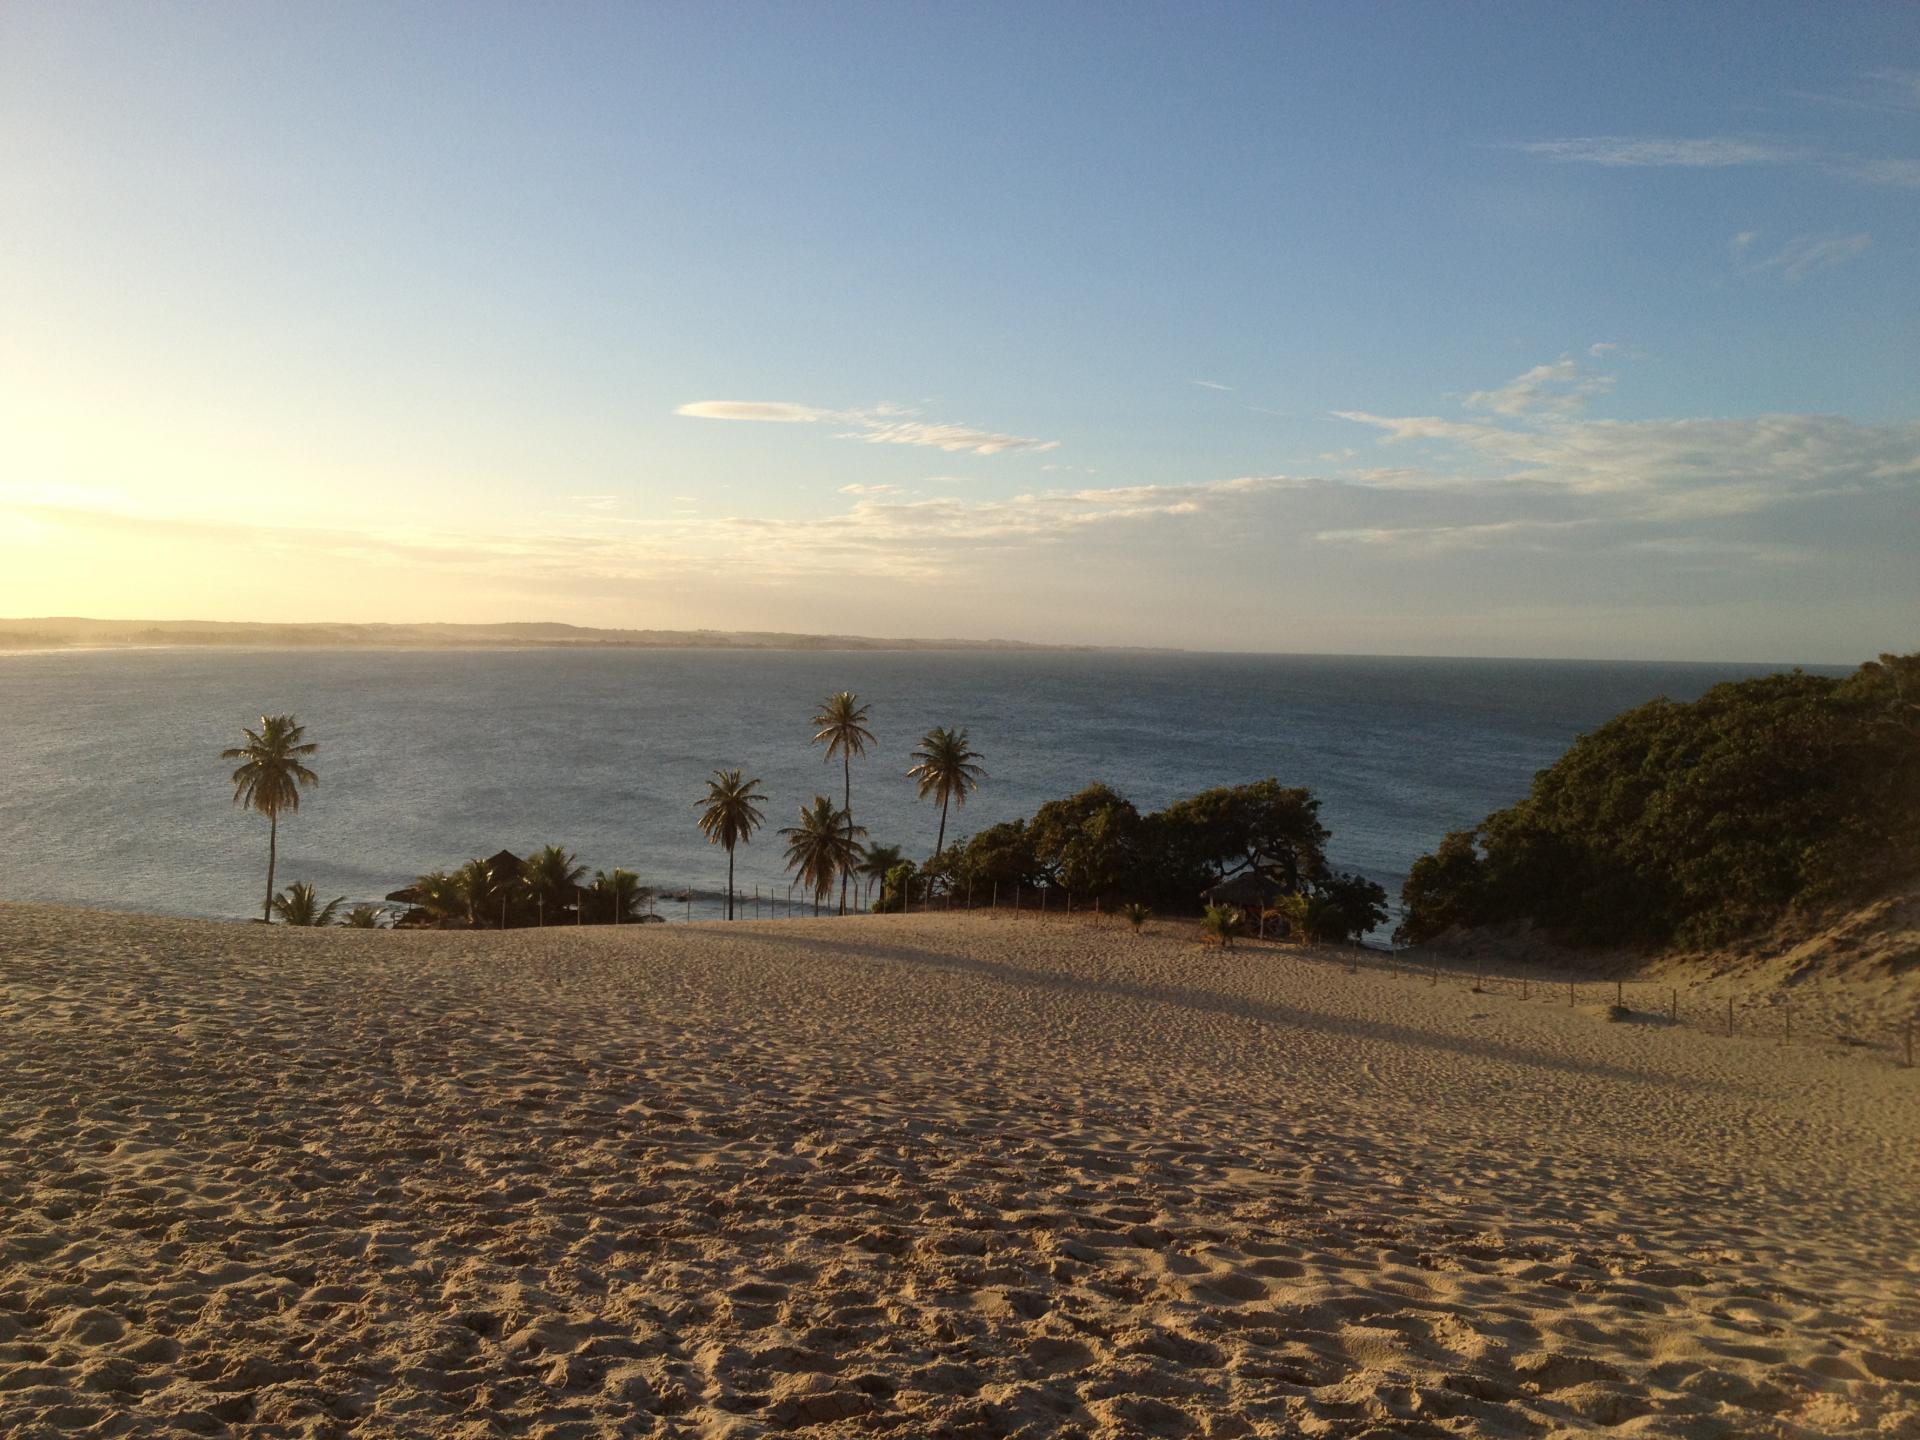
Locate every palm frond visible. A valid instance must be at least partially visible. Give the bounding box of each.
[810,691,875,760]
[696,769,768,850]
[907,726,987,807]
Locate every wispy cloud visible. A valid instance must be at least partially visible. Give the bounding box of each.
[1333,379,1920,545]
[675,400,826,424]
[1789,68,1920,118]
[677,398,1058,455]
[838,482,903,496]
[1466,358,1615,416]
[1738,231,1872,282]
[1512,136,1803,168]
[1510,135,1920,189]
[844,419,1058,456]
[1189,379,1234,392]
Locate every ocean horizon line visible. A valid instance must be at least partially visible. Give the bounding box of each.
[0,616,1874,669]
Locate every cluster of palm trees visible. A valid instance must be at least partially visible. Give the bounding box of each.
[694,690,987,920]
[404,846,649,929]
[224,695,987,926]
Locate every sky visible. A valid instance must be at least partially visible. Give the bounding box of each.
[1,3,1914,661]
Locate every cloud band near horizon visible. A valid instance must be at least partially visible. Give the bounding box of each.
[676,400,1058,455]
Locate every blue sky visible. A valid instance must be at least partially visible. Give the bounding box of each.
[1,2,1914,659]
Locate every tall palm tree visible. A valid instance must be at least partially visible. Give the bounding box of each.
[907,726,986,868]
[811,691,874,914]
[271,881,345,927]
[695,769,767,920]
[222,715,320,921]
[520,844,586,926]
[781,796,866,916]
[858,843,907,911]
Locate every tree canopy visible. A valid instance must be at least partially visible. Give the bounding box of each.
[931,776,1358,921]
[1396,653,1920,950]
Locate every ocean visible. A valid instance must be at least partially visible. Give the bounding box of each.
[0,648,1849,927]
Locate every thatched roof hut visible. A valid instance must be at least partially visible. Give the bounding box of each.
[1204,872,1284,910]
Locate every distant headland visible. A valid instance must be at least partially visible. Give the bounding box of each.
[0,617,1126,654]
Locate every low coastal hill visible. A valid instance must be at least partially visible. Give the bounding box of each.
[1397,653,1920,982]
[0,617,1109,653]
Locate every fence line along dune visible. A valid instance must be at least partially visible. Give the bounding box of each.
[2,903,1916,1438]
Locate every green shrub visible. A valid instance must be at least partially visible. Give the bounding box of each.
[1200,903,1244,949]
[1396,653,1920,949]
[874,860,918,913]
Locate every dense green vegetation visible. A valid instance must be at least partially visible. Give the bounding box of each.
[921,778,1388,940]
[1397,653,1920,950]
[398,847,654,928]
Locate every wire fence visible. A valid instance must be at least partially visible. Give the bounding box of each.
[716,878,1915,1070]
[873,880,1918,1072]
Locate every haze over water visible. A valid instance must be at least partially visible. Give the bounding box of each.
[0,648,1849,926]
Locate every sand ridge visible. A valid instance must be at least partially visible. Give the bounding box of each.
[1,904,1916,1437]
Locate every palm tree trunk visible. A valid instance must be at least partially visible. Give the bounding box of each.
[838,753,851,916]
[935,795,950,868]
[727,845,736,921]
[263,810,278,922]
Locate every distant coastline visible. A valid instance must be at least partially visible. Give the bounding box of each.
[0,617,1135,655]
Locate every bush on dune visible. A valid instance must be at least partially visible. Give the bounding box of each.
[1395,653,1920,950]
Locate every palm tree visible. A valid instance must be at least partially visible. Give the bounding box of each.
[1201,902,1244,949]
[410,869,463,927]
[589,868,648,924]
[907,726,986,871]
[695,770,767,920]
[858,842,907,911]
[271,881,344,927]
[811,691,875,915]
[222,715,320,922]
[455,857,499,928]
[520,844,587,926]
[781,796,866,916]
[342,903,384,929]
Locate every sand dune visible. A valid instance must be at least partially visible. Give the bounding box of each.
[2,904,1915,1438]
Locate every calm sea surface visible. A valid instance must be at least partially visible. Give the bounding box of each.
[0,649,1848,925]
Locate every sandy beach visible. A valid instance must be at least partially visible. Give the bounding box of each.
[2,904,1915,1438]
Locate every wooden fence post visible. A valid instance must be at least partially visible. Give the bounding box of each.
[1669,988,1677,1024]
[1726,997,1734,1037]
